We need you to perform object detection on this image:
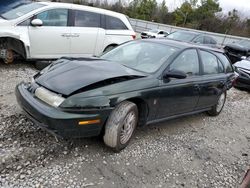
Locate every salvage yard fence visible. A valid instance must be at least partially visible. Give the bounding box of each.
[129,18,250,46]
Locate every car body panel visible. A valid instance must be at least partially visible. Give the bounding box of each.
[0,2,135,60]
[234,59,250,90]
[35,58,146,96]
[16,40,235,138]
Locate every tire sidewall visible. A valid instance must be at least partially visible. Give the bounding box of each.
[115,105,138,151]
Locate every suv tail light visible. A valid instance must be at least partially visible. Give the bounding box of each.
[132,34,136,40]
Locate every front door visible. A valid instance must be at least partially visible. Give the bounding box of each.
[28,8,70,59]
[157,49,201,118]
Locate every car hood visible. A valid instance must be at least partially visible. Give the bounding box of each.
[234,59,250,70]
[226,43,250,51]
[35,57,146,96]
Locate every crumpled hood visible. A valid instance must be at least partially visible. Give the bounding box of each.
[234,59,250,71]
[35,58,146,96]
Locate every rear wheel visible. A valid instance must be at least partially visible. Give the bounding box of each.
[207,91,227,116]
[103,101,138,152]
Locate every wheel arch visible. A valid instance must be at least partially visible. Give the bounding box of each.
[103,43,118,53]
[0,36,28,59]
[125,97,149,127]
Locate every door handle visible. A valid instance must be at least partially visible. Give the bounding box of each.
[194,84,200,91]
[61,33,71,37]
[71,33,80,37]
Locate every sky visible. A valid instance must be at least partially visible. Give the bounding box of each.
[162,0,250,17]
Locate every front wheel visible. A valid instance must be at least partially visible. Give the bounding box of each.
[207,91,227,116]
[103,101,138,152]
[3,49,14,64]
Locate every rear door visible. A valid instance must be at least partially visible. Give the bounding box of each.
[195,50,227,109]
[70,9,102,57]
[157,49,201,118]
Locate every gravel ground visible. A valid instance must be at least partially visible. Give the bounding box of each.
[0,62,249,188]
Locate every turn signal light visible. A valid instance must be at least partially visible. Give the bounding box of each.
[78,119,101,125]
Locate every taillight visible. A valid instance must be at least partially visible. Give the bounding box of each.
[132,34,136,40]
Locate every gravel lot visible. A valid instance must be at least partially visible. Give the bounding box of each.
[0,62,249,188]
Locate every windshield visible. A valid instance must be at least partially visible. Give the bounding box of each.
[238,40,250,48]
[101,41,178,73]
[167,31,197,42]
[1,3,45,20]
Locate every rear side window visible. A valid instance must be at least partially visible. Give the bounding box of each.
[36,9,68,26]
[106,15,128,30]
[204,36,217,44]
[216,53,234,73]
[193,36,204,44]
[200,50,220,74]
[74,10,101,27]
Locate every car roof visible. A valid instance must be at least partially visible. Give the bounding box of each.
[144,38,224,53]
[39,1,127,18]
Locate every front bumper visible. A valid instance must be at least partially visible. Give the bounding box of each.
[15,82,113,138]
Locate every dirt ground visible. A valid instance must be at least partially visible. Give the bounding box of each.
[0,62,249,188]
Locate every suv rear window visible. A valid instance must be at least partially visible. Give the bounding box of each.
[105,15,128,30]
[74,10,101,28]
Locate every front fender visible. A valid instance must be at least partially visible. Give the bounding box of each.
[0,28,30,58]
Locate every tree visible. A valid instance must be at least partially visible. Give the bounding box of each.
[174,1,193,26]
[158,0,168,23]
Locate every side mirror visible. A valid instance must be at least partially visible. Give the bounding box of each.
[31,19,43,27]
[163,70,187,79]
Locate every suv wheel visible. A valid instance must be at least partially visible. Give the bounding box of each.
[3,49,14,64]
[103,101,138,152]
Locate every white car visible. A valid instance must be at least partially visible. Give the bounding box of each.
[141,29,169,39]
[0,2,136,64]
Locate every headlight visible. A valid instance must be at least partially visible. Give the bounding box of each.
[35,87,65,107]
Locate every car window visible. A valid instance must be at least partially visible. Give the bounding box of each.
[167,31,197,42]
[74,10,101,27]
[105,15,128,30]
[218,59,224,73]
[205,36,217,44]
[169,49,200,76]
[18,18,32,26]
[200,50,220,74]
[36,9,68,26]
[193,36,204,44]
[216,53,234,73]
[158,31,164,34]
[101,41,178,73]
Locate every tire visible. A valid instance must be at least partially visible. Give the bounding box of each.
[103,101,138,152]
[35,61,52,70]
[207,91,227,116]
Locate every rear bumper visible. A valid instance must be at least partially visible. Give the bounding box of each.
[234,77,250,90]
[15,82,113,138]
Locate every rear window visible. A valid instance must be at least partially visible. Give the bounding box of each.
[105,15,128,30]
[216,53,234,73]
[74,10,101,28]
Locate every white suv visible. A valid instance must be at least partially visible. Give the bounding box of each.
[0,2,136,63]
